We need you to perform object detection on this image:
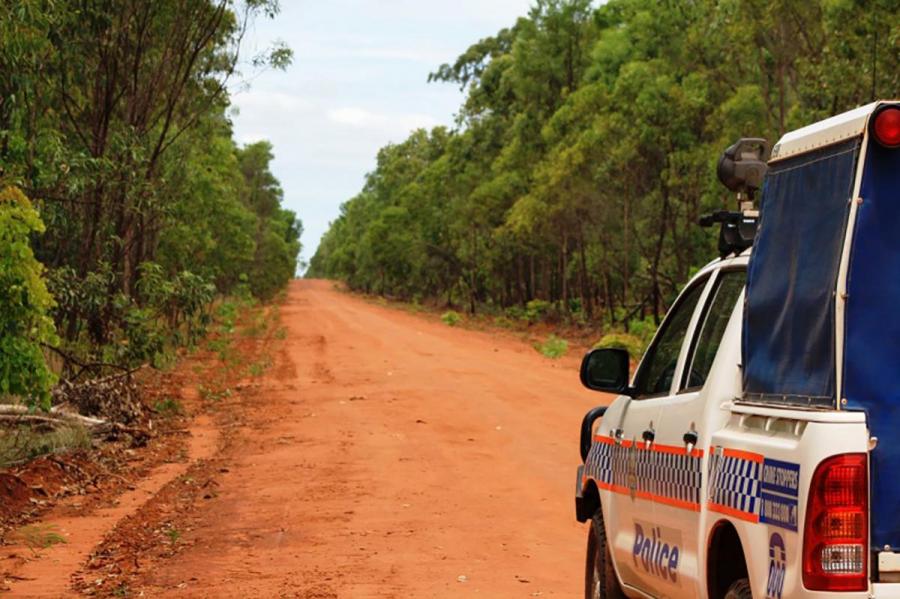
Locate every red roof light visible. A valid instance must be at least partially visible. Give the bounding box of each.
[872,105,900,148]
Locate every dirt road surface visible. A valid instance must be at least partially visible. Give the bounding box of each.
[9,280,610,597]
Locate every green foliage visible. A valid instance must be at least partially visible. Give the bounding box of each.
[0,187,58,408]
[0,2,301,379]
[247,357,272,377]
[15,524,68,555]
[164,527,182,545]
[493,316,515,328]
[153,397,184,418]
[524,299,553,324]
[309,0,899,331]
[199,385,232,402]
[627,316,660,353]
[441,311,462,326]
[594,333,644,359]
[535,334,569,359]
[215,301,241,334]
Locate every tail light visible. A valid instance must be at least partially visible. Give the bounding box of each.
[871,105,900,148]
[803,454,868,591]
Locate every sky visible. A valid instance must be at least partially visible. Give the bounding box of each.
[230,0,535,269]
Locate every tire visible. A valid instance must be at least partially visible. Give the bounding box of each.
[585,512,625,599]
[724,578,753,599]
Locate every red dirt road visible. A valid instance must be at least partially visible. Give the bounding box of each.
[11,280,611,597]
[155,280,607,597]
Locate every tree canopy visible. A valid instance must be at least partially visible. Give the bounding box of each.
[0,0,301,400]
[309,0,899,328]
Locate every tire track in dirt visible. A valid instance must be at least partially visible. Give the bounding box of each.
[0,412,219,597]
[123,280,608,597]
[2,280,610,597]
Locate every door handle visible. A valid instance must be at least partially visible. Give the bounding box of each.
[613,428,624,445]
[641,427,655,449]
[683,429,699,454]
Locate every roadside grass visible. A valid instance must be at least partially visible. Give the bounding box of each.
[354,291,629,358]
[493,316,515,328]
[441,310,461,326]
[247,355,273,378]
[242,307,279,338]
[163,526,181,545]
[151,349,178,371]
[198,384,233,402]
[15,524,67,555]
[206,337,230,357]
[535,334,569,359]
[153,397,184,418]
[0,423,92,469]
[198,293,288,396]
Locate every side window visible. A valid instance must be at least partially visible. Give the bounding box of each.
[682,269,746,391]
[633,278,707,397]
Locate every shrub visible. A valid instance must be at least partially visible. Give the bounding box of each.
[594,332,644,358]
[493,316,515,328]
[505,305,527,321]
[118,305,166,365]
[628,316,659,351]
[441,310,461,326]
[535,334,568,359]
[0,187,59,409]
[153,397,184,417]
[524,299,552,323]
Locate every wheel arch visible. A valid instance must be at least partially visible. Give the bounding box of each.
[706,519,750,599]
[577,478,601,523]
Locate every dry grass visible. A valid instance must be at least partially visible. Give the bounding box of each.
[0,422,91,469]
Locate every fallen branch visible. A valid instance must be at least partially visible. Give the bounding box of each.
[0,405,106,428]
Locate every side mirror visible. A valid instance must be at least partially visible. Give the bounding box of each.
[580,348,634,395]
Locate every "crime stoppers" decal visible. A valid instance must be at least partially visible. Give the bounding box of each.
[760,458,799,531]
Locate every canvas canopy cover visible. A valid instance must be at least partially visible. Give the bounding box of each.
[741,101,900,549]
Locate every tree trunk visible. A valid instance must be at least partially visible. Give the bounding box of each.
[578,224,591,318]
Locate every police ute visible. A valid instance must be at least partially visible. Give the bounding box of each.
[574,101,900,599]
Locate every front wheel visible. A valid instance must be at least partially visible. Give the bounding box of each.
[585,511,625,599]
[724,579,752,599]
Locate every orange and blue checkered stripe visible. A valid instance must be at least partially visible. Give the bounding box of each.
[707,447,763,522]
[585,434,704,512]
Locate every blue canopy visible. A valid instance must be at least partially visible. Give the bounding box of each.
[844,137,900,549]
[742,138,861,407]
[743,118,900,549]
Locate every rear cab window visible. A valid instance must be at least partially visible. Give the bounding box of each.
[681,269,746,392]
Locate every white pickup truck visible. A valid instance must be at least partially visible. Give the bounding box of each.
[575,100,900,599]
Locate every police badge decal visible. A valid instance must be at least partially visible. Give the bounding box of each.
[626,441,638,500]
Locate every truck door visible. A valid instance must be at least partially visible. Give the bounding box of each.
[649,267,746,598]
[605,273,714,596]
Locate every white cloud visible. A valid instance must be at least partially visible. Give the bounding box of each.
[326,107,373,127]
[230,0,533,262]
[235,131,269,144]
[232,90,315,114]
[326,107,439,133]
